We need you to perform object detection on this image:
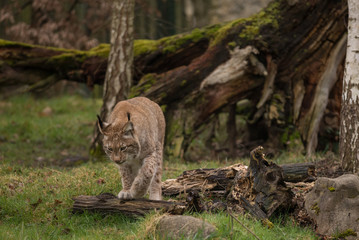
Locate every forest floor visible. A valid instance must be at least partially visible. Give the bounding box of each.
[0,94,343,239]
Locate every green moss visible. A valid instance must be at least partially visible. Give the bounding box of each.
[45,43,110,69]
[129,73,158,98]
[89,144,105,161]
[280,128,289,145]
[159,28,204,53]
[328,187,336,192]
[1,39,110,69]
[262,218,274,229]
[88,43,110,58]
[332,229,357,239]
[311,203,320,215]
[159,25,220,54]
[159,92,167,100]
[210,19,244,46]
[160,105,167,113]
[165,115,185,159]
[268,93,286,126]
[172,136,184,158]
[0,39,33,48]
[280,128,301,147]
[238,1,281,40]
[227,41,237,50]
[180,80,187,87]
[47,52,82,67]
[134,39,158,57]
[0,38,85,54]
[166,119,181,143]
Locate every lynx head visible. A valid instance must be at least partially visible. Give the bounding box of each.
[97,113,140,164]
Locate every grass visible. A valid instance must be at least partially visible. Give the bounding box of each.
[0,94,317,239]
[0,94,102,167]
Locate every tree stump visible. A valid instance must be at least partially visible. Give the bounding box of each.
[229,146,294,218]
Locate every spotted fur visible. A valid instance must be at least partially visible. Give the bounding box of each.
[98,97,165,200]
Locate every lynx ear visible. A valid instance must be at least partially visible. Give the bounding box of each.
[123,121,134,137]
[97,115,110,134]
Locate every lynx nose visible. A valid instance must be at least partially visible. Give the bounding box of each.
[112,154,126,164]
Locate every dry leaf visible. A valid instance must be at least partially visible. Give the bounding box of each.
[39,106,53,117]
[97,178,106,185]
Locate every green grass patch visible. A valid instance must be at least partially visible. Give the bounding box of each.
[0,94,102,167]
[0,160,316,240]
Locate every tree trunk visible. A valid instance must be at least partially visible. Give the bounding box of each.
[340,0,359,173]
[0,0,348,160]
[90,0,135,156]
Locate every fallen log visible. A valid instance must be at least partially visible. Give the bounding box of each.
[162,164,247,197]
[281,162,316,183]
[72,193,186,217]
[72,148,312,220]
[163,146,295,218]
[162,161,316,197]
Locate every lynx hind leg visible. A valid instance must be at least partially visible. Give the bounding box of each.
[149,165,162,200]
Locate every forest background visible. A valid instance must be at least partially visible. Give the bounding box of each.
[0,0,355,239]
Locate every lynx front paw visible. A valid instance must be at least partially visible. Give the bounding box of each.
[118,190,133,199]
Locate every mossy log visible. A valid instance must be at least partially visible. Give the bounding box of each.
[72,193,186,217]
[0,0,347,158]
[0,41,109,96]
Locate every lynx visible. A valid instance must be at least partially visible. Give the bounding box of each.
[97,97,165,200]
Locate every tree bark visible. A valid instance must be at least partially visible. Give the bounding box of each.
[226,104,237,159]
[340,0,359,173]
[0,0,348,159]
[90,0,135,156]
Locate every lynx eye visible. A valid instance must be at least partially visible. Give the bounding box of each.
[105,147,113,153]
[120,146,127,152]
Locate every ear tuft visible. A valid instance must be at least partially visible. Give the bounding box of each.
[97,115,103,129]
[97,115,110,134]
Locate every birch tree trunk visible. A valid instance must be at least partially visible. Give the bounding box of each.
[90,0,135,156]
[340,0,359,173]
